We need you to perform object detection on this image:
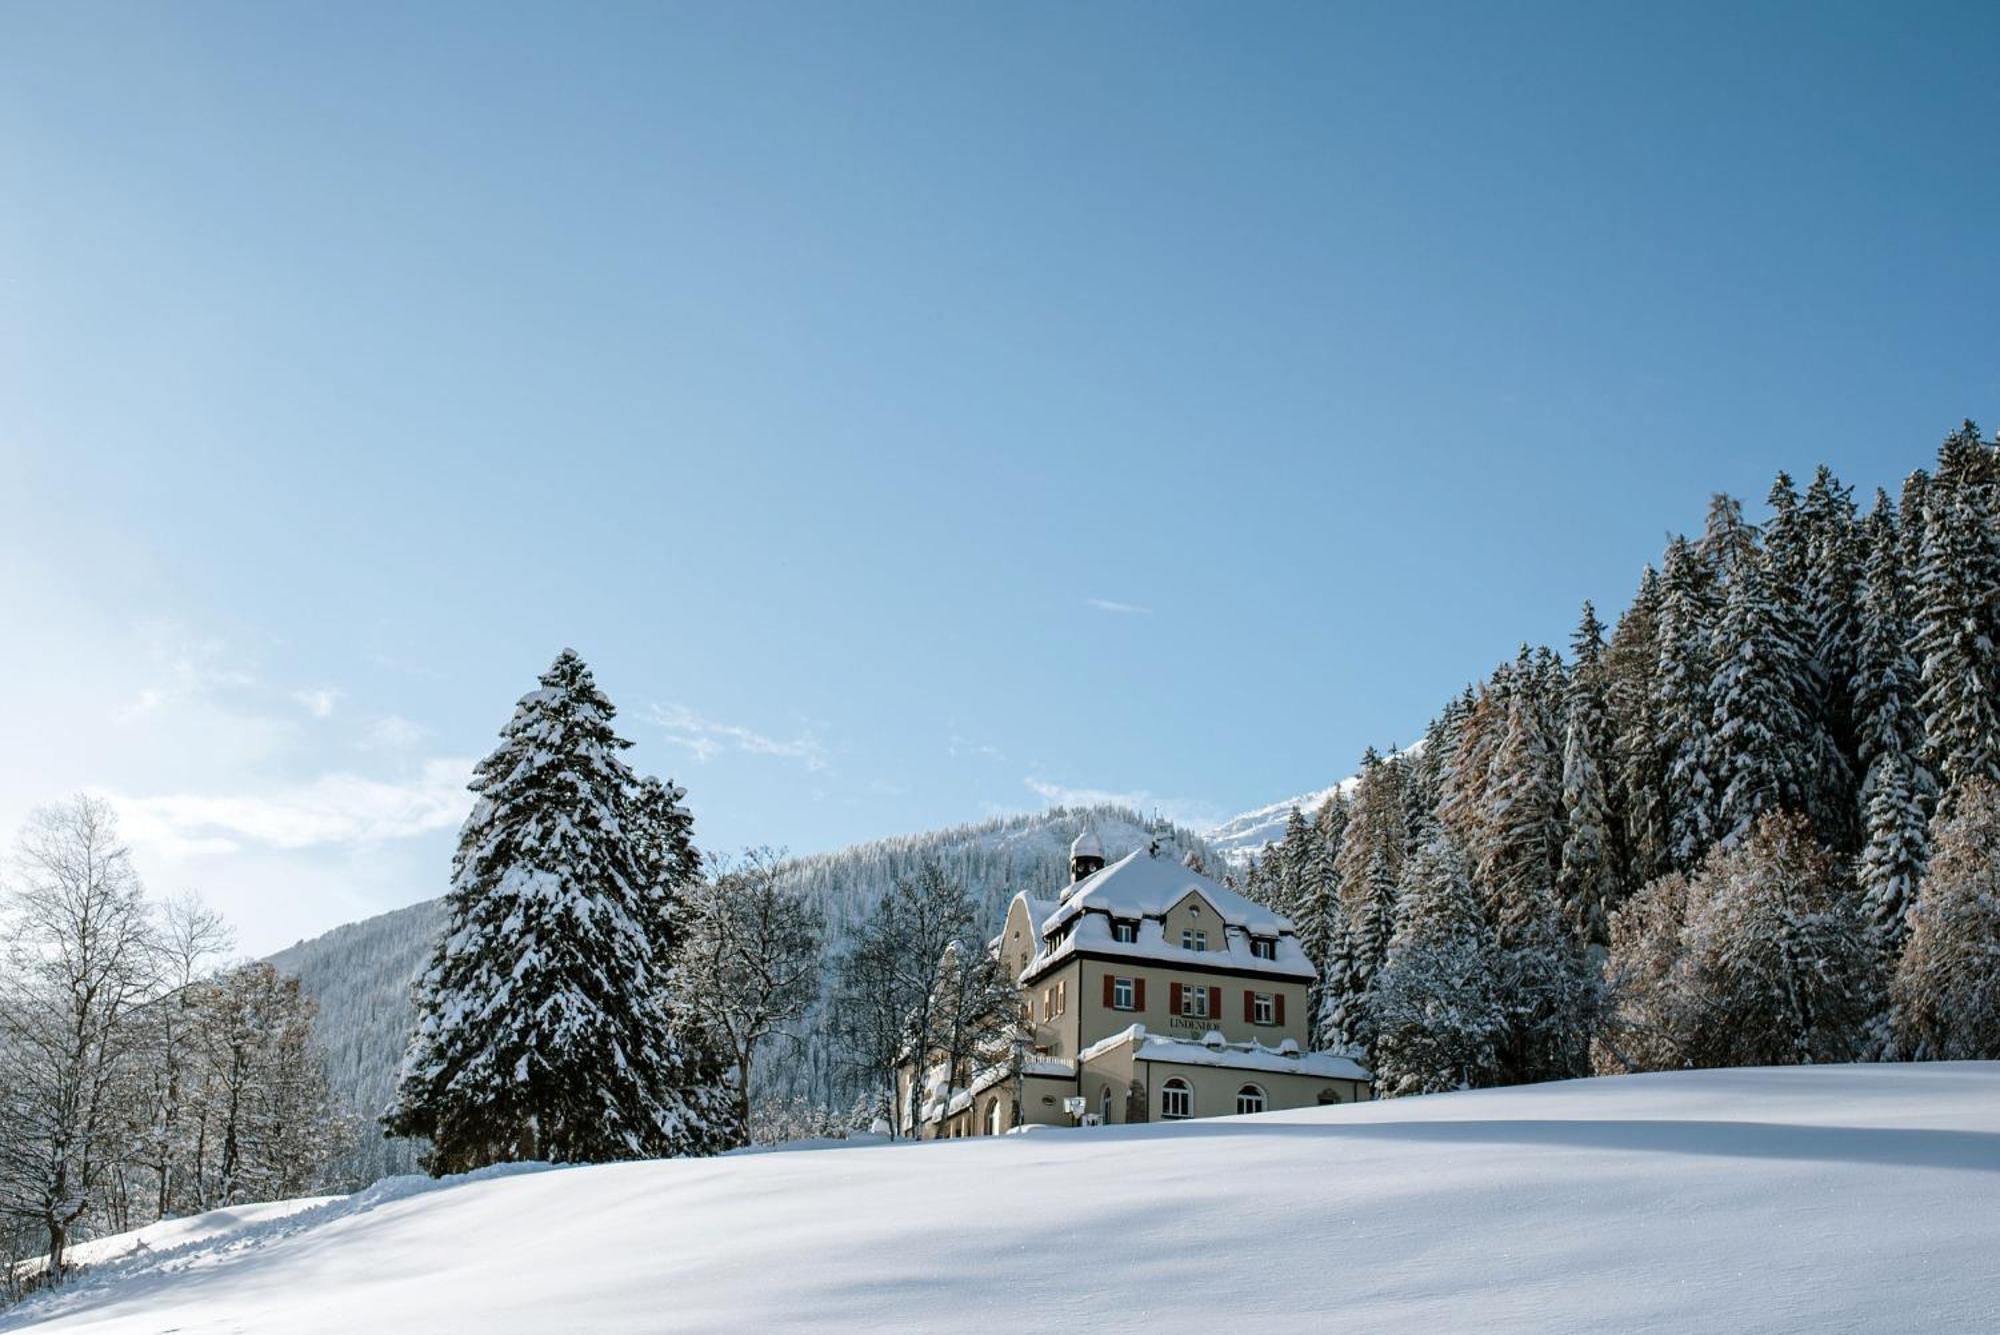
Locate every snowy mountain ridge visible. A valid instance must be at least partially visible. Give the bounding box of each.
[1203,739,1423,867]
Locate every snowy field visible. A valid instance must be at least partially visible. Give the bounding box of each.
[8,1064,1998,1334]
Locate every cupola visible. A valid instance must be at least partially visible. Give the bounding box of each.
[1069,828,1106,882]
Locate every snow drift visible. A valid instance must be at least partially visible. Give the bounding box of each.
[9,1064,1998,1333]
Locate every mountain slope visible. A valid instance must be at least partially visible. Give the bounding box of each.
[13,1064,1998,1333]
[1204,740,1424,867]
[270,804,1216,1177]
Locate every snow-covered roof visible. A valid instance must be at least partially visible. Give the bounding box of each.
[1015,848,1309,982]
[1026,903,1315,982]
[1082,1024,1372,1083]
[1071,828,1104,860]
[1046,849,1291,936]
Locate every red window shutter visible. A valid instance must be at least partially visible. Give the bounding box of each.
[1209,987,1221,1019]
[1276,993,1287,1025]
[1103,974,1115,1008]
[1170,981,1183,1015]
[1243,990,1255,1022]
[1134,978,1146,1011]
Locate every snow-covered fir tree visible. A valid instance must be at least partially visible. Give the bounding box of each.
[1853,491,1931,954]
[1557,603,1618,951]
[1914,422,2000,811]
[1296,797,1348,1031]
[1370,835,1503,1096]
[1710,546,1817,844]
[384,649,729,1172]
[1654,536,1721,872]
[1606,567,1667,889]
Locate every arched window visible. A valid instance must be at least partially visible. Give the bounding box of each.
[1161,1077,1193,1120]
[1236,1083,1267,1115]
[985,1098,1003,1136]
[1099,1084,1113,1123]
[1316,1088,1344,1106]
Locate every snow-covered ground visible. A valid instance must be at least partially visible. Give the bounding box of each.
[10,1065,1998,1333]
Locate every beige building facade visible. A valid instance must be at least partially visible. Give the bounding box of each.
[900,833,1371,1139]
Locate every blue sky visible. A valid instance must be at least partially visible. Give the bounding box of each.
[2,2,1994,953]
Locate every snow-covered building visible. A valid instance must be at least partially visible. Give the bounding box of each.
[900,833,1371,1138]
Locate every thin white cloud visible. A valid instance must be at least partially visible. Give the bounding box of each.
[102,757,475,858]
[292,687,343,719]
[948,733,1002,760]
[1085,598,1153,616]
[1023,776,1220,831]
[356,714,430,753]
[648,703,830,772]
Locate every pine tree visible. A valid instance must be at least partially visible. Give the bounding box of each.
[1914,421,2000,811]
[1558,603,1618,950]
[1891,779,2000,1059]
[1297,797,1348,1031]
[1482,692,1563,943]
[1853,491,1931,954]
[385,650,725,1172]
[1699,491,1760,586]
[1336,749,1408,990]
[1606,568,1667,888]
[1370,835,1503,1097]
[1711,548,1817,844]
[1802,466,1864,747]
[1315,920,1371,1055]
[1274,806,1315,924]
[1655,537,1721,872]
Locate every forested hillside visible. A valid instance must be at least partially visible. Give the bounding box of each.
[272,805,1217,1180]
[1246,422,2000,1096]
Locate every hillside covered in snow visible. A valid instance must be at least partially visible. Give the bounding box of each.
[10,1064,1997,1333]
[270,804,1217,1177]
[1203,740,1422,867]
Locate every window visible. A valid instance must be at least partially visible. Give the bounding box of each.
[1249,937,1276,960]
[1161,1077,1193,1120]
[1056,980,1066,1015]
[1041,987,1052,1020]
[1181,929,1208,952]
[1180,984,1209,1017]
[1111,919,1138,944]
[1099,1085,1112,1123]
[1112,977,1136,1010]
[1253,992,1275,1025]
[1236,1084,1266,1115]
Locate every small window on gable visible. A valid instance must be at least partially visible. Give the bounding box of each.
[1111,919,1138,944]
[1161,1077,1193,1120]
[1250,937,1276,960]
[1181,929,1208,952]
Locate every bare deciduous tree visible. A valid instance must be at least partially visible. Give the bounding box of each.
[0,796,160,1282]
[678,848,825,1146]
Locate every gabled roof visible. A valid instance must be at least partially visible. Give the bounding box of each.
[1046,849,1292,936]
[1013,848,1312,982]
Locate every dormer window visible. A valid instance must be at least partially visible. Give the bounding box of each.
[1111,919,1138,944]
[1181,929,1208,952]
[1249,937,1276,960]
